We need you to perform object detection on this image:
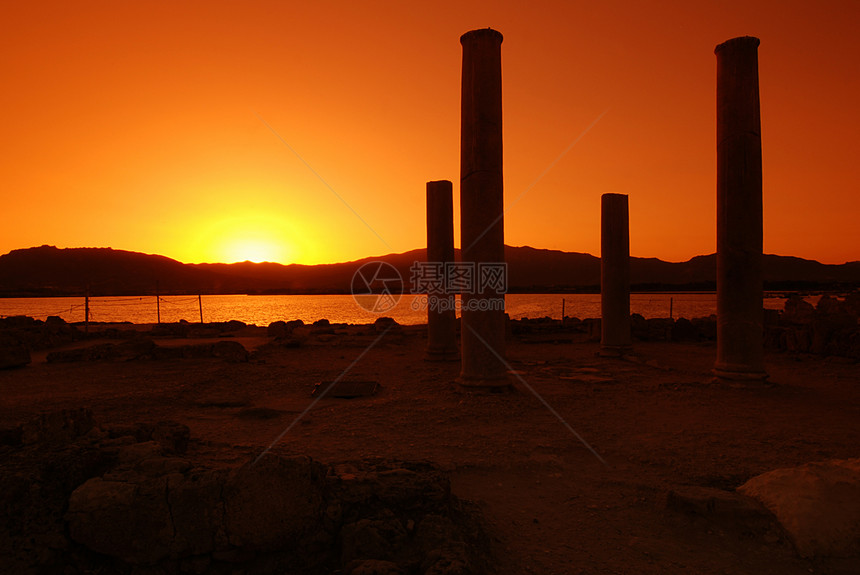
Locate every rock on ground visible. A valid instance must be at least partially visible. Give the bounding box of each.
[738,458,860,558]
[2,410,491,574]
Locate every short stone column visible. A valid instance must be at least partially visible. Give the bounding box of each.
[714,36,768,381]
[600,193,632,356]
[425,180,458,361]
[459,28,509,389]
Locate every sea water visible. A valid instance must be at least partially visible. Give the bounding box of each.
[0,293,799,326]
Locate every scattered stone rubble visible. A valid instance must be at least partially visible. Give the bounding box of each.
[0,315,80,368]
[0,409,491,575]
[2,292,858,371]
[763,293,860,358]
[510,292,859,359]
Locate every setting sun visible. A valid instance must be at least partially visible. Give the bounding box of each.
[222,237,288,264]
[194,212,299,264]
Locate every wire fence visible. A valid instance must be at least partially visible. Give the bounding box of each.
[0,292,801,326]
[0,295,204,324]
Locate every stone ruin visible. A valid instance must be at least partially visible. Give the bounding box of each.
[0,409,492,575]
[599,193,633,357]
[713,36,768,381]
[458,28,509,390]
[424,180,458,362]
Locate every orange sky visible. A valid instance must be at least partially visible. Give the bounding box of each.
[2,0,858,265]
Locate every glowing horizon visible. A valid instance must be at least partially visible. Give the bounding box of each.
[2,1,858,266]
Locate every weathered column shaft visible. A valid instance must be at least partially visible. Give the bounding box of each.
[426,180,458,361]
[600,193,632,356]
[459,28,508,387]
[714,36,767,380]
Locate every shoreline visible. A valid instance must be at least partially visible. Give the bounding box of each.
[2,291,859,367]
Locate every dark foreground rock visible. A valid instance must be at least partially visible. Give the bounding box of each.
[0,410,491,575]
[1,315,84,368]
[738,459,860,558]
[666,461,860,562]
[0,315,81,353]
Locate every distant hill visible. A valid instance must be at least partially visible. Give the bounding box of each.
[0,245,858,297]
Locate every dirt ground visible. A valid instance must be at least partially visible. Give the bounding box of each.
[1,324,858,574]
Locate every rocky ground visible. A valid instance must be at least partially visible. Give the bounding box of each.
[0,315,859,574]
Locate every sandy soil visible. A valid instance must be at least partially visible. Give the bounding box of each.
[1,324,858,574]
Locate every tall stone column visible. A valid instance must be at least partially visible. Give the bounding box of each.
[425,180,458,361]
[459,28,509,388]
[600,193,632,356]
[714,36,768,381]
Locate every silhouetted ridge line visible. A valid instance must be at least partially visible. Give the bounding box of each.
[0,245,858,297]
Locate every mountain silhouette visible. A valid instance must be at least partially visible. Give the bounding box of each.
[0,245,858,297]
